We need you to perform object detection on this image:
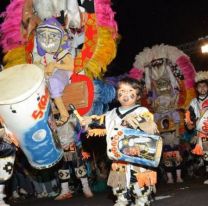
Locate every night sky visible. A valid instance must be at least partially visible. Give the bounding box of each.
[1,0,208,73]
[109,0,208,75]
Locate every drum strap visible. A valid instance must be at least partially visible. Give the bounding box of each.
[116,106,141,119]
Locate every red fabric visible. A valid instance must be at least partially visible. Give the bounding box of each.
[71,73,94,115]
[25,34,34,63]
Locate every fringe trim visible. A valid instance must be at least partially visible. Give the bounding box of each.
[135,171,157,187]
[107,170,126,189]
[87,129,106,137]
[192,144,204,156]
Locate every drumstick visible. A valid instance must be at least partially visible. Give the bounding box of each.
[68,104,83,122]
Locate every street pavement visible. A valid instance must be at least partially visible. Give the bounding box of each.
[9,177,208,206]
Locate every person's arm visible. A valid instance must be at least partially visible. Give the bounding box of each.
[122,108,158,134]
[45,53,74,75]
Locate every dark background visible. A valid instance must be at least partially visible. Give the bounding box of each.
[1,0,208,74]
[109,0,208,75]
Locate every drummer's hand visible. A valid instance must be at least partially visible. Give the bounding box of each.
[45,63,55,76]
[80,116,93,130]
[122,114,140,129]
[81,151,90,160]
[4,132,19,147]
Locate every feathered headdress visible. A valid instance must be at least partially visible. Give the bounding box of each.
[195,71,208,83]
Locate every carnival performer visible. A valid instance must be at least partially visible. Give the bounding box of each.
[0,121,17,206]
[185,71,208,184]
[152,77,183,184]
[32,17,74,126]
[81,77,159,206]
[131,45,197,184]
[55,114,93,200]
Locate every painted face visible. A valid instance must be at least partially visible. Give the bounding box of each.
[117,83,139,108]
[37,27,62,53]
[197,82,208,96]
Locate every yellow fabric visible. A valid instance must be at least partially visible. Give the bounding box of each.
[87,128,106,137]
[84,26,117,79]
[3,46,26,68]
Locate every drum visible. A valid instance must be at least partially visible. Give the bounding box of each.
[196,110,208,135]
[107,127,163,168]
[0,64,63,169]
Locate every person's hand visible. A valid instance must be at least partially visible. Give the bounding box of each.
[81,151,90,160]
[2,130,19,147]
[122,114,141,129]
[80,115,103,130]
[45,62,55,76]
[80,116,93,130]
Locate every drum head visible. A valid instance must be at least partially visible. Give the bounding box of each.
[0,64,44,104]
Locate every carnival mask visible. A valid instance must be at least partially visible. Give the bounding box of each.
[155,79,171,95]
[36,27,62,54]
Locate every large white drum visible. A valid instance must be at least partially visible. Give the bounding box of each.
[0,64,63,169]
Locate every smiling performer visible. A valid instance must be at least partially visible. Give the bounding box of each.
[185,71,208,184]
[81,77,159,206]
[32,17,74,126]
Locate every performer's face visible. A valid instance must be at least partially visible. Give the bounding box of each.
[117,83,139,108]
[37,27,62,53]
[197,82,208,96]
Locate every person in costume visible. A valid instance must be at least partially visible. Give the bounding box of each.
[0,120,17,206]
[81,77,159,206]
[151,76,183,184]
[144,59,183,184]
[55,114,93,200]
[32,17,74,126]
[131,45,197,184]
[159,117,183,183]
[185,71,208,184]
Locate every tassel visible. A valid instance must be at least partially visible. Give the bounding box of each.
[191,144,204,155]
[87,129,106,137]
[135,171,157,187]
[107,170,126,189]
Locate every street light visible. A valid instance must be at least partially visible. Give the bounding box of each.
[201,44,208,53]
[199,36,208,54]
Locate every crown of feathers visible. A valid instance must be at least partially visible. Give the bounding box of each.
[195,71,208,83]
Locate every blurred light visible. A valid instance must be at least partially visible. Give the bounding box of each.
[201,44,208,53]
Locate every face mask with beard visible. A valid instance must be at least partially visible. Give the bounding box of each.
[37,28,62,54]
